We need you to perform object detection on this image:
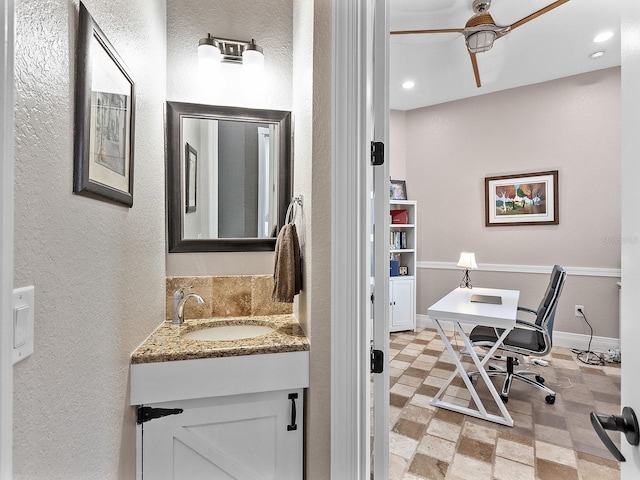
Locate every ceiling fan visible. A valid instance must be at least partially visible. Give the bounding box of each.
[390,0,570,88]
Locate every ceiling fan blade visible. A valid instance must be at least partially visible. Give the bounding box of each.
[469,52,481,88]
[509,0,570,31]
[390,28,464,35]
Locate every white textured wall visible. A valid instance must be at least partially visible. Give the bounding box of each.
[392,67,622,338]
[13,1,166,478]
[165,0,293,276]
[293,0,332,478]
[166,2,332,478]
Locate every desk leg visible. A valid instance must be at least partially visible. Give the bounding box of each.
[430,320,514,427]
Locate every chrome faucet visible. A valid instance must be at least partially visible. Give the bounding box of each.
[172,286,205,324]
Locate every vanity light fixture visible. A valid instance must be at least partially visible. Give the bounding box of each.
[198,33,264,71]
[457,252,478,289]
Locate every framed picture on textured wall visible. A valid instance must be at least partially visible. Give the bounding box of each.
[73,2,135,207]
[485,170,559,226]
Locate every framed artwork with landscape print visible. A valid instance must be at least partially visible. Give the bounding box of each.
[73,2,135,207]
[485,170,558,227]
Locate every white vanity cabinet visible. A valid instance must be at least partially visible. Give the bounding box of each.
[140,389,303,479]
[131,350,308,480]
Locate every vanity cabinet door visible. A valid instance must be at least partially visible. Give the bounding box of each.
[141,389,303,479]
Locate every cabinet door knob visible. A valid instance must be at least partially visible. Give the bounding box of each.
[287,393,298,431]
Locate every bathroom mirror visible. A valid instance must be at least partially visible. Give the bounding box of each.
[166,101,292,252]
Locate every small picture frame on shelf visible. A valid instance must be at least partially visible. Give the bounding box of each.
[390,180,407,200]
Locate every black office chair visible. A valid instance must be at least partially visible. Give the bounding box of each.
[468,265,567,405]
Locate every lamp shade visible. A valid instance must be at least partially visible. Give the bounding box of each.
[457,252,478,269]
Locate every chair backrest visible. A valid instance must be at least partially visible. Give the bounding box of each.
[534,265,567,338]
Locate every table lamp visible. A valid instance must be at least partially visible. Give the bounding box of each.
[457,252,478,289]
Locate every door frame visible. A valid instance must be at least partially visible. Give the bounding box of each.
[371,0,390,477]
[331,0,379,477]
[0,0,14,477]
[620,2,640,475]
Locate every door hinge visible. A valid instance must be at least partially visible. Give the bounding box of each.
[371,141,384,166]
[137,405,184,424]
[371,347,384,374]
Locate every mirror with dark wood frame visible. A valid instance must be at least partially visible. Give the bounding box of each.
[166,101,292,252]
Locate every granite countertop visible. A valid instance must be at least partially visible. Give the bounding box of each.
[131,314,309,364]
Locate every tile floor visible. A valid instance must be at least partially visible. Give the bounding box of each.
[386,327,621,480]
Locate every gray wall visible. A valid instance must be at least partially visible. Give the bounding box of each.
[391,67,621,339]
[13,0,166,478]
[217,121,259,238]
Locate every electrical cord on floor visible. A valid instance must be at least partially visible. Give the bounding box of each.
[571,309,605,366]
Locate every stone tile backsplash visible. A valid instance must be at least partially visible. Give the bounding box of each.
[166,275,292,321]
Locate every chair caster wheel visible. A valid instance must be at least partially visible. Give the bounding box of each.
[536,375,545,384]
[545,395,556,405]
[500,395,509,404]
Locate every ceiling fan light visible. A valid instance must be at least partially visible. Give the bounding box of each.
[466,30,496,53]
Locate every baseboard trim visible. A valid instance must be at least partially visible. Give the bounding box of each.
[416,262,620,278]
[416,315,620,353]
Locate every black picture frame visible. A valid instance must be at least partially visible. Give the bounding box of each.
[165,101,292,252]
[185,143,197,213]
[390,179,407,200]
[73,2,135,207]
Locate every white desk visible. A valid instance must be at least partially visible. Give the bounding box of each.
[427,287,520,426]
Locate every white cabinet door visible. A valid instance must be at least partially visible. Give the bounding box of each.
[141,389,303,479]
[389,277,415,332]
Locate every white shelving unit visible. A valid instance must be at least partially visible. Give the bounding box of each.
[389,200,417,332]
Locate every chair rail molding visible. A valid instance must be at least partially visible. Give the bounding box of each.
[417,261,620,278]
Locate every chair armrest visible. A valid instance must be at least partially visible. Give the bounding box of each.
[517,306,537,315]
[515,318,545,334]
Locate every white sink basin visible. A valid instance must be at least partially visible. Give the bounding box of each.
[183,324,275,341]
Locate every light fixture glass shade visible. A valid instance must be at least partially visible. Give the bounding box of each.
[466,30,496,53]
[593,31,614,43]
[198,35,221,74]
[457,252,478,269]
[242,39,264,70]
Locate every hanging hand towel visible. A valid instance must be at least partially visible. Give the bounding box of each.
[272,223,302,303]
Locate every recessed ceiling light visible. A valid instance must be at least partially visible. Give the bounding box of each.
[402,80,415,89]
[593,31,614,43]
[590,51,605,59]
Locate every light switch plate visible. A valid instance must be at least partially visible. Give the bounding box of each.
[13,286,34,364]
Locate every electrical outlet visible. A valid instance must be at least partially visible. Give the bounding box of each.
[575,305,584,317]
